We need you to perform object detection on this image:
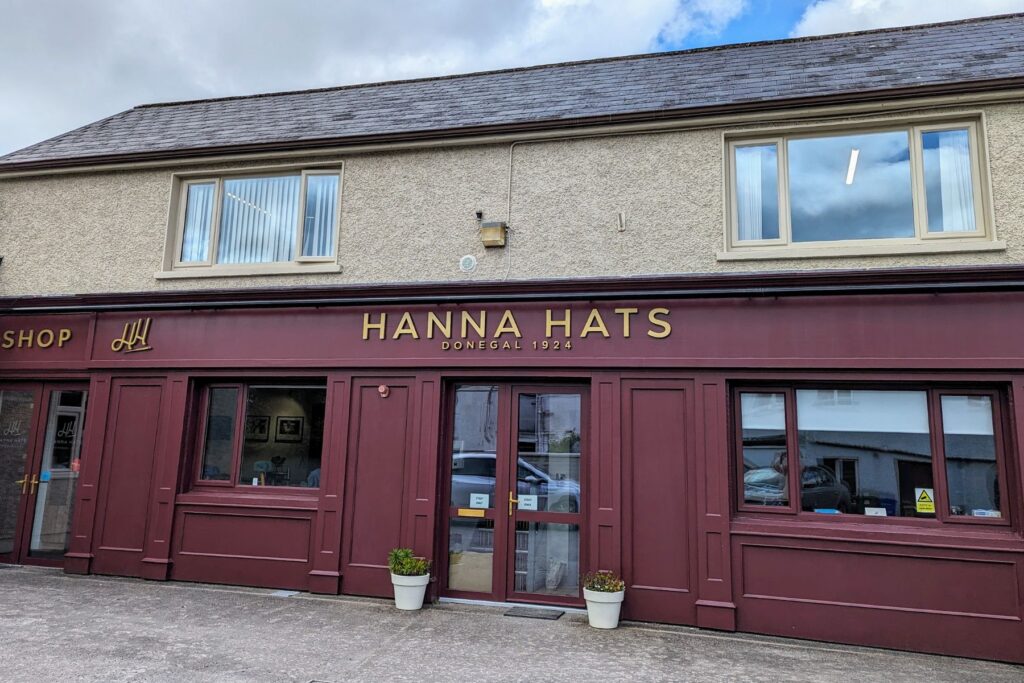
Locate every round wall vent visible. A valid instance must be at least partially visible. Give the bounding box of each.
[459,254,478,273]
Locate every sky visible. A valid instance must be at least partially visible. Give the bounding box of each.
[1,0,1023,156]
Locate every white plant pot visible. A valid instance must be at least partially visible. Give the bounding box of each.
[391,572,430,610]
[583,588,625,629]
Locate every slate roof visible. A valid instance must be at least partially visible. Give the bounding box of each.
[3,13,1024,171]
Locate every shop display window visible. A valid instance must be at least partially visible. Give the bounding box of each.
[735,386,1009,524]
[195,382,326,489]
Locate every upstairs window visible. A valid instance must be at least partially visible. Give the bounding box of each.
[173,169,341,271]
[726,121,992,255]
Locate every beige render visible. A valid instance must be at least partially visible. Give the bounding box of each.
[1,101,1023,297]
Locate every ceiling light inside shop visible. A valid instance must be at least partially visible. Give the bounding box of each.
[845,148,860,185]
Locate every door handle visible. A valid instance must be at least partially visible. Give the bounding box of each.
[15,477,28,494]
[508,491,519,517]
[29,474,39,495]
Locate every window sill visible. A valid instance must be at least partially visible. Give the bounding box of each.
[717,239,1006,262]
[730,513,1022,551]
[177,489,319,510]
[155,262,342,280]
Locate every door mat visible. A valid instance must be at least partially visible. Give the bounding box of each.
[504,606,564,620]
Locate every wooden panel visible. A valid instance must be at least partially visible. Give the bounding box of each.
[590,375,621,575]
[171,506,314,589]
[308,375,350,594]
[621,379,696,624]
[741,544,1019,617]
[693,378,736,630]
[178,511,311,561]
[91,379,164,577]
[734,538,1024,662]
[341,378,414,597]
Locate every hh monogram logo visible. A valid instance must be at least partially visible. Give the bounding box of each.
[111,318,153,353]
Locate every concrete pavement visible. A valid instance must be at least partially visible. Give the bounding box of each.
[0,565,1021,682]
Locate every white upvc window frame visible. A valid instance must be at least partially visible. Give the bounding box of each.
[295,169,344,264]
[163,163,344,278]
[722,117,997,260]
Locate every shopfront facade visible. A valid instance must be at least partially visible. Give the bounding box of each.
[1,270,1023,662]
[3,13,1024,664]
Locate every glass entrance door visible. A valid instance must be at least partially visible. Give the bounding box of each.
[0,386,42,564]
[0,383,88,566]
[443,383,587,605]
[28,388,88,561]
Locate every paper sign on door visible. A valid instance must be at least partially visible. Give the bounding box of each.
[518,495,538,511]
[915,488,935,514]
[469,493,489,509]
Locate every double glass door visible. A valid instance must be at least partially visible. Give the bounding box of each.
[0,383,88,565]
[443,384,587,605]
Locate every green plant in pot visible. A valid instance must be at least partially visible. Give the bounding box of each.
[582,570,625,629]
[388,548,431,611]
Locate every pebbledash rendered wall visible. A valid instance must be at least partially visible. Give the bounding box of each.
[2,101,1024,296]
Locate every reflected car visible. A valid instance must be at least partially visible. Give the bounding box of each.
[451,453,580,512]
[743,465,852,512]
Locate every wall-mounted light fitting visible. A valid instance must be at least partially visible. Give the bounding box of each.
[479,221,507,247]
[475,210,507,248]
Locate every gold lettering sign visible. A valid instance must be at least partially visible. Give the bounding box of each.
[0,327,73,350]
[111,318,153,353]
[361,307,671,351]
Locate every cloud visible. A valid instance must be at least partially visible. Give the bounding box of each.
[0,0,748,155]
[792,0,1024,37]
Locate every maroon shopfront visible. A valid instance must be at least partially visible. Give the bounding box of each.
[1,268,1023,663]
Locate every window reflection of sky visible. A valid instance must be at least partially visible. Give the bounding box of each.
[788,131,914,242]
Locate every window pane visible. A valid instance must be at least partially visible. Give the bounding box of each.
[788,131,915,242]
[448,518,494,593]
[740,392,788,507]
[200,388,238,481]
[302,174,339,257]
[734,144,779,241]
[513,521,579,597]
[180,182,215,262]
[450,385,498,508]
[517,393,581,513]
[0,390,37,554]
[796,389,932,517]
[239,386,326,487]
[922,129,976,233]
[217,176,301,264]
[941,395,1000,518]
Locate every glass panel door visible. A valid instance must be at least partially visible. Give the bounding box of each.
[446,385,505,596]
[507,388,585,604]
[441,383,587,606]
[28,389,88,559]
[0,387,40,561]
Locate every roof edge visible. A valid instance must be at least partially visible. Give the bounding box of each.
[132,12,1024,110]
[3,76,1024,175]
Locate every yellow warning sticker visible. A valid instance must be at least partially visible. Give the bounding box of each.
[915,487,935,514]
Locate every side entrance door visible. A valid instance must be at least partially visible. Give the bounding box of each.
[441,383,587,606]
[0,382,89,566]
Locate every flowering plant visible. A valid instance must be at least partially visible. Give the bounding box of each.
[582,570,625,593]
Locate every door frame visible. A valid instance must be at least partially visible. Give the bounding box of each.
[0,381,89,567]
[437,380,590,607]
